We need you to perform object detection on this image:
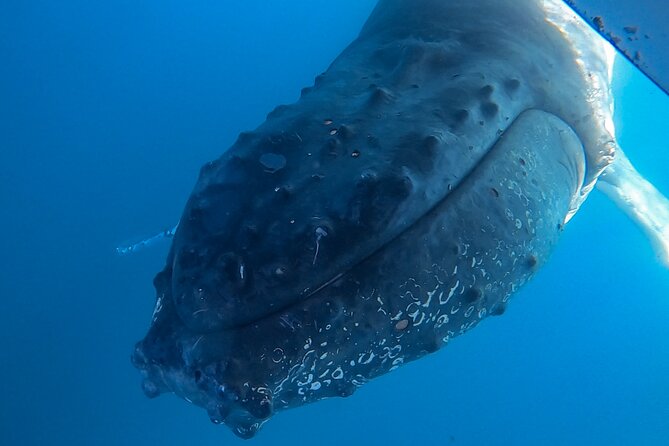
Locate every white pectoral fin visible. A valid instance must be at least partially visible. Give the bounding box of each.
[597,147,669,268]
[116,222,179,255]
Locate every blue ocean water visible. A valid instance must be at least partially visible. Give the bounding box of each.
[1,1,668,445]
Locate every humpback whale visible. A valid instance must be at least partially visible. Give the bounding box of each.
[131,0,669,438]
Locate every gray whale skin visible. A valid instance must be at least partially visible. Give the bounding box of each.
[132,0,613,438]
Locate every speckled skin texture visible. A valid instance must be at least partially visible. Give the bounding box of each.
[132,0,610,438]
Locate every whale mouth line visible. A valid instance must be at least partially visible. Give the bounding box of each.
[204,125,513,333]
[298,115,519,302]
[171,107,586,335]
[298,107,586,307]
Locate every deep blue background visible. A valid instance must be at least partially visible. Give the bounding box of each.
[1,1,667,445]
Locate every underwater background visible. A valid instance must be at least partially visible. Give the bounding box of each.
[1,1,668,445]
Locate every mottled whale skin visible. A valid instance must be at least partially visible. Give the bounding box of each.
[132,0,615,438]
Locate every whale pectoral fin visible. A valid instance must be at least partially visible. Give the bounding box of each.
[116,222,179,255]
[597,147,669,267]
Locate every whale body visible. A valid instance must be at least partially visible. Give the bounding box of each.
[132,0,622,438]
